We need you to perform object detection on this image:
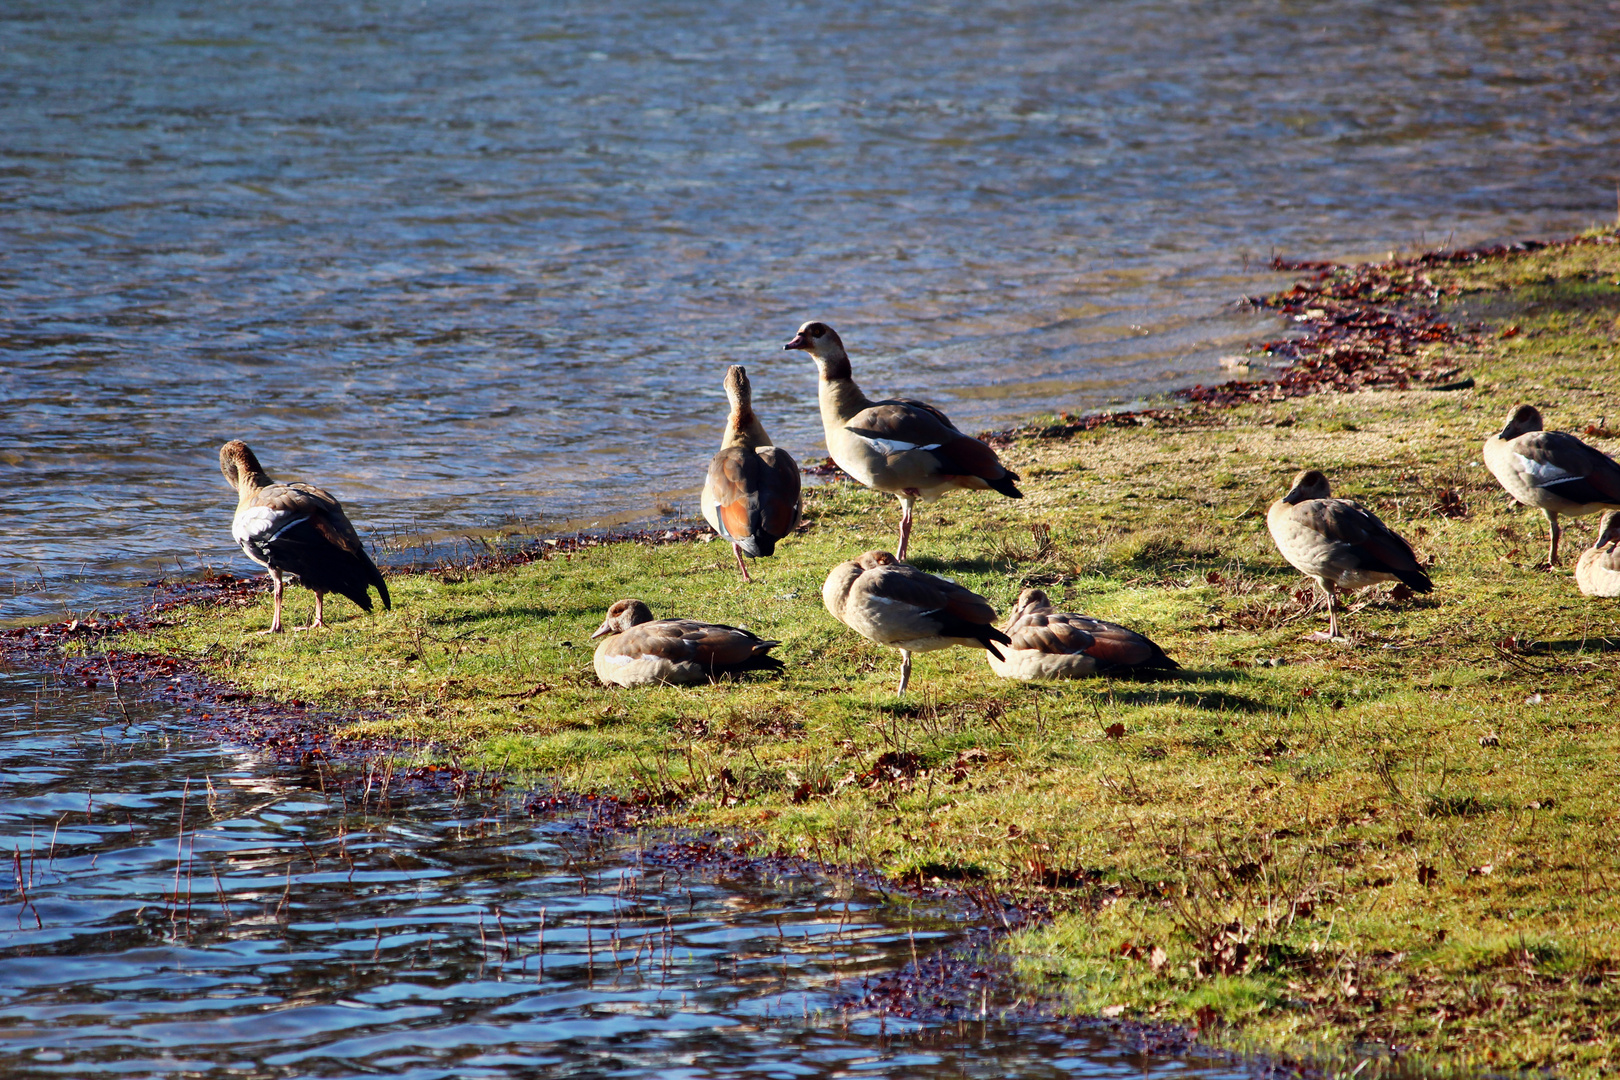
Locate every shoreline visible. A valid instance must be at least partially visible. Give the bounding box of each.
[6,228,1620,1077]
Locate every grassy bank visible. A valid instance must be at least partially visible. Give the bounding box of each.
[104,235,1620,1074]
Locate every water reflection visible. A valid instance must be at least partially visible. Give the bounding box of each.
[0,668,1243,1077]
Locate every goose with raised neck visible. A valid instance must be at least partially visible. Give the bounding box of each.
[783,321,1021,561]
[1483,404,1620,567]
[701,365,802,582]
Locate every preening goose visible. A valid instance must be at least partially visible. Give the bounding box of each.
[1483,404,1620,566]
[783,322,1021,561]
[701,365,802,582]
[1575,511,1620,598]
[988,588,1178,680]
[822,550,1010,695]
[1266,469,1432,641]
[589,598,783,687]
[219,440,391,634]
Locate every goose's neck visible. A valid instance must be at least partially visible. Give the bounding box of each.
[233,468,272,508]
[817,365,873,425]
[721,405,772,451]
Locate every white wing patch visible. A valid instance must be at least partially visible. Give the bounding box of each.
[863,438,943,457]
[232,506,310,545]
[1514,453,1578,487]
[232,505,280,545]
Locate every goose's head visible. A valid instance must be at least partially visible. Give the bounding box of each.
[722,364,752,409]
[1498,404,1544,440]
[782,321,850,376]
[219,440,268,492]
[1013,588,1053,616]
[1596,510,1620,548]
[1281,469,1332,505]
[591,598,655,639]
[855,550,899,571]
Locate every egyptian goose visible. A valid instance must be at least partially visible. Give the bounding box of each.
[590,599,783,687]
[1575,512,1620,598]
[783,322,1021,560]
[1483,404,1620,566]
[988,588,1178,680]
[701,365,802,582]
[219,440,391,633]
[822,550,1010,694]
[1266,469,1432,641]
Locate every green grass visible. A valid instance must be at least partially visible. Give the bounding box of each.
[104,234,1620,1076]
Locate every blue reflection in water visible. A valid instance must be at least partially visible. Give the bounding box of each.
[0,669,1244,1078]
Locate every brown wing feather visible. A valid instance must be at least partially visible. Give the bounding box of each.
[1008,617,1096,655]
[871,566,997,625]
[1312,501,1432,591]
[929,435,1015,484]
[754,447,803,541]
[847,402,959,445]
[1571,439,1620,502]
[719,500,752,541]
[888,398,960,431]
[1075,621,1168,669]
[705,450,748,541]
[678,622,774,667]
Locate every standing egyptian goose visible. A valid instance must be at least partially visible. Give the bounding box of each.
[1266,470,1432,641]
[783,322,1021,561]
[1483,404,1620,566]
[701,365,802,582]
[822,550,1010,694]
[589,599,784,686]
[219,440,391,634]
[1575,512,1620,598]
[988,588,1178,680]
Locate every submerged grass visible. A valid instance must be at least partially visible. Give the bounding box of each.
[105,235,1620,1075]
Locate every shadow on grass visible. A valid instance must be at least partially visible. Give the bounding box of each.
[425,606,556,627]
[1518,636,1620,654]
[907,555,1004,575]
[1094,685,1282,714]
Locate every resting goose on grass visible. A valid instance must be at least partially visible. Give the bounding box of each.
[988,588,1178,680]
[822,550,1010,695]
[1575,512,1620,598]
[1483,404,1620,567]
[219,440,390,634]
[701,365,802,582]
[589,599,783,687]
[1266,469,1432,642]
[783,321,1021,561]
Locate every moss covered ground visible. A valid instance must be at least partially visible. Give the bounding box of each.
[104,235,1620,1075]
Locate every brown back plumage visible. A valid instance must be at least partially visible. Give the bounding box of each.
[1003,588,1178,671]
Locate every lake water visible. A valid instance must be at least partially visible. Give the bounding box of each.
[4,1,1619,620]
[0,667,1249,1078]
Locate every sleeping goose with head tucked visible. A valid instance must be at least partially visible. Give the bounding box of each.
[219,440,390,634]
[1575,511,1620,599]
[589,599,783,687]
[1483,404,1620,567]
[988,588,1178,680]
[1266,469,1431,642]
[783,321,1021,561]
[701,365,802,582]
[822,550,1010,695]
